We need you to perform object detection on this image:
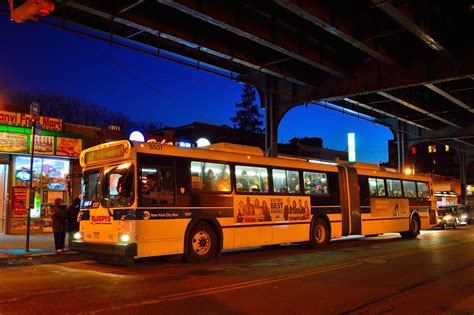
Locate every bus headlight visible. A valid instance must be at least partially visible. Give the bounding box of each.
[74,232,83,240]
[119,233,130,243]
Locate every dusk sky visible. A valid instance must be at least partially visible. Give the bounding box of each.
[0,13,392,163]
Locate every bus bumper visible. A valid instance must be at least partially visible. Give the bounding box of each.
[71,241,137,258]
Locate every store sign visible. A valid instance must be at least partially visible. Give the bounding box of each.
[0,110,62,131]
[0,132,27,153]
[56,137,82,157]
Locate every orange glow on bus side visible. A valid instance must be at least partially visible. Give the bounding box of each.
[84,144,125,165]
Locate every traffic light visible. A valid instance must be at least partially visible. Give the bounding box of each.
[9,0,54,23]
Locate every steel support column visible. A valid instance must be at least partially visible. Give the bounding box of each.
[459,151,467,205]
[264,76,279,157]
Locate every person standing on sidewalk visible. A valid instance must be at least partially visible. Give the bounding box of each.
[67,194,82,247]
[52,198,67,252]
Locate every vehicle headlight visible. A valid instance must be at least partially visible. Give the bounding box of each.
[119,233,130,243]
[74,231,83,240]
[461,215,468,219]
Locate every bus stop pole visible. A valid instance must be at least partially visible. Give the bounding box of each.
[25,119,36,252]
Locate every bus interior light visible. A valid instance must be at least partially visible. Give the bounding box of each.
[308,159,338,166]
[117,162,132,170]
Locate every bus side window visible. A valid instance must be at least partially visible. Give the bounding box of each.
[416,182,429,198]
[191,161,231,193]
[236,165,268,193]
[402,180,416,198]
[303,171,328,195]
[273,169,300,194]
[387,179,402,197]
[368,178,377,196]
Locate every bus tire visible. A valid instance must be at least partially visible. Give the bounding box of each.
[184,222,218,262]
[441,221,446,230]
[308,217,330,248]
[401,215,420,239]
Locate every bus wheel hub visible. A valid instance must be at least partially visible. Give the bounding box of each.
[193,231,210,255]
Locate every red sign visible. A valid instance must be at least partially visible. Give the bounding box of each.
[11,187,28,217]
[0,110,62,131]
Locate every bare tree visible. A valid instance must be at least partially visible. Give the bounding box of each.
[7,91,160,133]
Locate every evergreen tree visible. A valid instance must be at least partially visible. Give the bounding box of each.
[231,84,264,133]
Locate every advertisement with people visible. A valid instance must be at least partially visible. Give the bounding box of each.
[234,196,311,223]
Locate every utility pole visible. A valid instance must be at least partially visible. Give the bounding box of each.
[26,102,41,252]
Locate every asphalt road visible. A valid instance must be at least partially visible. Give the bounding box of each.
[0,227,473,315]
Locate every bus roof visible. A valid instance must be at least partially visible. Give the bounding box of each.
[80,140,430,181]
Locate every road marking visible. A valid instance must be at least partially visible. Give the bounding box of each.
[90,238,474,314]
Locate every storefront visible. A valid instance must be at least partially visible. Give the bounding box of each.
[432,181,461,208]
[0,110,83,234]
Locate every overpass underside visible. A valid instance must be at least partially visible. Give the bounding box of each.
[4,0,473,196]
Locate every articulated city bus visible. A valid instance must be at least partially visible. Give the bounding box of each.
[72,140,437,262]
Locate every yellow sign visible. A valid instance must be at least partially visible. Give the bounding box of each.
[0,132,27,152]
[0,110,62,131]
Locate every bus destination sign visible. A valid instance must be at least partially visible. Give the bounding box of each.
[85,144,125,165]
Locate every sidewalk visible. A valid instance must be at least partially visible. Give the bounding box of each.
[0,233,82,267]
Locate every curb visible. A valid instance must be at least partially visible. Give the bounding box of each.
[0,251,84,267]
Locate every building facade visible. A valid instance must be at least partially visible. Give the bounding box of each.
[0,109,125,234]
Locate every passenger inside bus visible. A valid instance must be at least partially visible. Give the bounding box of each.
[202,169,216,191]
[237,171,250,192]
[288,175,300,193]
[215,172,231,192]
[250,175,261,192]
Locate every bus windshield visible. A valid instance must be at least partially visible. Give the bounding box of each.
[82,169,101,208]
[102,162,134,207]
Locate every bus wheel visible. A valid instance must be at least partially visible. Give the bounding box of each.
[401,216,420,239]
[309,218,329,248]
[185,222,218,262]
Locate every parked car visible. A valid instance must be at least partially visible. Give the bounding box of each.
[436,205,469,229]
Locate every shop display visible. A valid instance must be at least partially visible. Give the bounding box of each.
[10,156,70,232]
